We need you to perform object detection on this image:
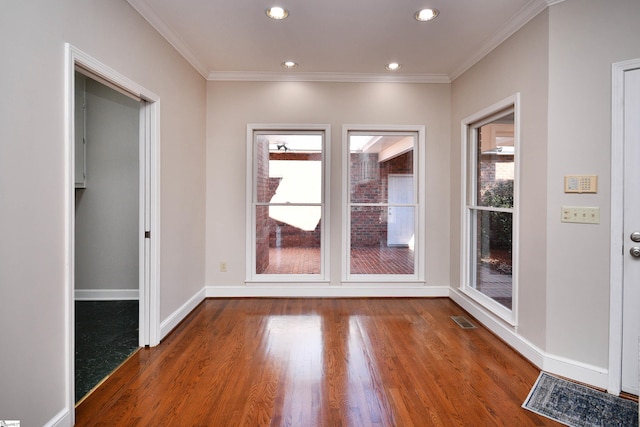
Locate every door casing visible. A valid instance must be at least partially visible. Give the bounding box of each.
[64,43,161,423]
[621,66,640,396]
[609,57,640,396]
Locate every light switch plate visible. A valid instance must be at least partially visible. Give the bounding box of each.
[561,206,600,224]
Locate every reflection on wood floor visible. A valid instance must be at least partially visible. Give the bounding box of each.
[75,298,560,426]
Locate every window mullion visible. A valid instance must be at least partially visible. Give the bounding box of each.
[468,205,514,214]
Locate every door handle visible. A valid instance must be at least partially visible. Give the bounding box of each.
[630,247,640,257]
[631,231,640,242]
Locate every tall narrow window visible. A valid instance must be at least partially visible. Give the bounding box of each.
[462,96,519,324]
[248,126,329,281]
[345,128,424,281]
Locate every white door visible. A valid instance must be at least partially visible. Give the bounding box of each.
[388,175,414,247]
[622,67,640,396]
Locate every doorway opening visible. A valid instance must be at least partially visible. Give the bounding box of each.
[65,43,161,422]
[73,71,141,402]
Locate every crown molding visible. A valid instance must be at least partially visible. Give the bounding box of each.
[207,71,451,83]
[126,0,209,78]
[449,0,553,81]
[129,0,565,84]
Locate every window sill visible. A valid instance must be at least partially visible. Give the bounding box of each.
[458,286,516,326]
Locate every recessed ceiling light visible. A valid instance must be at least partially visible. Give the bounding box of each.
[266,6,289,20]
[415,8,439,21]
[386,62,402,71]
[281,61,298,69]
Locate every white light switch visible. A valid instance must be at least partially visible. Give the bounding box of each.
[561,206,600,224]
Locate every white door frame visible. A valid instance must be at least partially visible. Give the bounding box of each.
[609,57,640,395]
[64,44,161,422]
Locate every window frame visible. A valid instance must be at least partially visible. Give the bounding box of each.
[342,125,426,283]
[246,124,331,283]
[460,94,520,326]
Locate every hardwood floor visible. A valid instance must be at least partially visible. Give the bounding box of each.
[76,298,560,426]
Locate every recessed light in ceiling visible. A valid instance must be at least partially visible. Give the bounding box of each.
[415,8,439,21]
[281,61,298,69]
[266,6,289,20]
[385,62,402,71]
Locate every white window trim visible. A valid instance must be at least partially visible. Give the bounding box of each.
[342,125,426,283]
[245,124,331,283]
[460,94,520,326]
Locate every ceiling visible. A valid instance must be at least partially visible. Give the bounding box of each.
[127,0,557,83]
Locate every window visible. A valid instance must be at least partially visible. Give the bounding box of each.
[461,95,519,324]
[343,126,425,281]
[247,125,330,281]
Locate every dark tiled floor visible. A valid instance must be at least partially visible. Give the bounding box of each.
[75,300,139,402]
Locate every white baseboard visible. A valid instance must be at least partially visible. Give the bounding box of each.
[44,407,70,427]
[159,287,206,340]
[449,288,609,390]
[449,288,546,367]
[205,284,450,298]
[74,289,139,300]
[544,353,608,389]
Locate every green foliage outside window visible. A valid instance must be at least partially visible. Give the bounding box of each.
[480,180,513,274]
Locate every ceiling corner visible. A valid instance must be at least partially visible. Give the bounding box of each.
[449,0,550,81]
[127,0,209,79]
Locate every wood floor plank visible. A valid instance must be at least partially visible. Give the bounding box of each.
[76,298,561,426]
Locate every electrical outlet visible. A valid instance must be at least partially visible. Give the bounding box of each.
[561,206,600,224]
[220,262,227,272]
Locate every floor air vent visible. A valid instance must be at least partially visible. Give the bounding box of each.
[451,316,477,329]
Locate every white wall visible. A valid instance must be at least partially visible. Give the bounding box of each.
[206,81,451,291]
[451,0,640,387]
[0,1,206,425]
[546,0,640,368]
[75,76,140,293]
[450,11,550,350]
